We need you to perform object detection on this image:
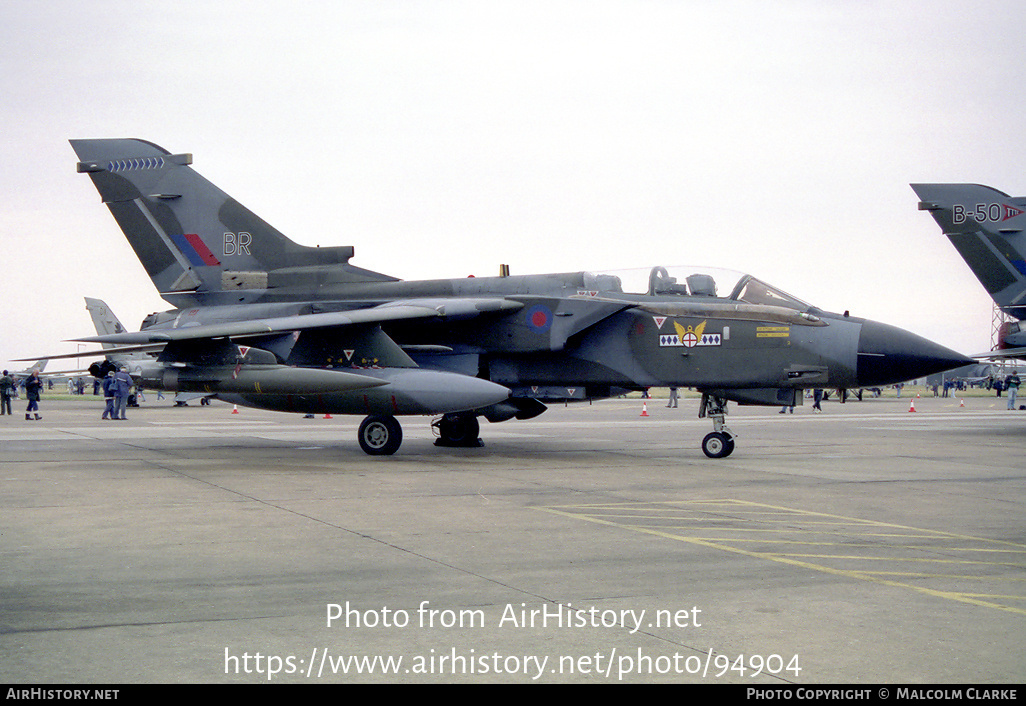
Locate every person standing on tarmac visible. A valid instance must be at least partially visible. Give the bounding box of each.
[24,370,42,420]
[1007,370,1021,411]
[812,388,824,412]
[113,367,133,420]
[101,371,117,420]
[0,370,14,416]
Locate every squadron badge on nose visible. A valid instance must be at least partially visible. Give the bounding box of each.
[659,320,722,348]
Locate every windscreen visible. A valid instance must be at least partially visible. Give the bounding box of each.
[729,275,812,311]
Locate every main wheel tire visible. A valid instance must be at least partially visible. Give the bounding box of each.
[358,415,403,455]
[437,413,480,446]
[701,431,735,458]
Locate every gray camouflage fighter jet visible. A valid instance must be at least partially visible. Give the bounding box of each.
[30,139,970,457]
[84,297,211,406]
[912,183,1026,359]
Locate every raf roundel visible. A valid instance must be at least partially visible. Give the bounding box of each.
[526,304,553,333]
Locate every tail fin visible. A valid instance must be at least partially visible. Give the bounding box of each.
[83,297,157,367]
[911,183,1026,319]
[71,139,394,306]
[84,298,128,348]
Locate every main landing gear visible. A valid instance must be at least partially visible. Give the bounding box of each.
[358,414,403,455]
[431,412,483,448]
[356,412,484,455]
[699,394,736,458]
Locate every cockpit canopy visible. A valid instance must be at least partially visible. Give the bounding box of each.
[582,266,814,313]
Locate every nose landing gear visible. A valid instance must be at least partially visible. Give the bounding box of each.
[699,394,736,458]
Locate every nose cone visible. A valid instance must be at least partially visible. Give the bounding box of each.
[857,320,973,387]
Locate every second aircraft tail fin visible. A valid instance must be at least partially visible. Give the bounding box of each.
[84,297,128,348]
[911,183,1026,319]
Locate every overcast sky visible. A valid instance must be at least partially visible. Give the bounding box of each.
[2,0,1023,371]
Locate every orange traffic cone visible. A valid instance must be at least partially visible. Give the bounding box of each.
[232,405,239,414]
[323,413,333,419]
[640,401,649,417]
[959,399,965,407]
[908,398,916,412]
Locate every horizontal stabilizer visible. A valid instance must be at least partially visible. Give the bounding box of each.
[14,344,166,362]
[972,346,1026,361]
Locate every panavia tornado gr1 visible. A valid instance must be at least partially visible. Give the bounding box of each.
[36,139,969,457]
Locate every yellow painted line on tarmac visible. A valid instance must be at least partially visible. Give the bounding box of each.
[763,554,1026,567]
[856,571,1026,581]
[536,499,1026,617]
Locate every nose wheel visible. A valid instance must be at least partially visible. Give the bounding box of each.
[702,431,735,458]
[699,394,736,458]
